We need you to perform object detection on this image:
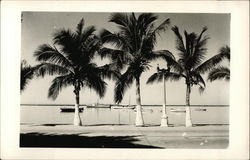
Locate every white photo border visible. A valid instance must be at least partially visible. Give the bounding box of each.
[1,1,249,159]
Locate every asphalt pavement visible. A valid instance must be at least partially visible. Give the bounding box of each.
[20,124,229,148]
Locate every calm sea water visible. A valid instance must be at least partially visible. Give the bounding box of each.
[20,105,229,125]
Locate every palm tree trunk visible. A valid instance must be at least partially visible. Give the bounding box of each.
[185,83,192,127]
[135,77,144,126]
[74,86,82,126]
[161,75,168,126]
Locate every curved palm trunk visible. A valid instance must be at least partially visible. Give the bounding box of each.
[135,77,144,126]
[73,87,82,126]
[185,83,193,127]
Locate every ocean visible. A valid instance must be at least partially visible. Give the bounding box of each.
[20,105,229,126]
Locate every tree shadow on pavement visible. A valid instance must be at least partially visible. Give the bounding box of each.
[20,132,162,148]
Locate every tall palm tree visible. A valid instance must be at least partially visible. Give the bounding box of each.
[21,60,35,92]
[100,13,174,126]
[34,18,118,126]
[207,46,230,81]
[149,26,214,127]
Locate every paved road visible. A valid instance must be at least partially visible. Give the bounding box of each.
[20,124,229,148]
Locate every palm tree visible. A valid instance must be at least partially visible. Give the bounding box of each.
[148,26,213,127]
[100,13,174,126]
[147,27,230,127]
[207,46,230,81]
[21,60,35,92]
[34,18,118,126]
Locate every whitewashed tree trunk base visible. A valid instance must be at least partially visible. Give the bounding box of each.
[185,84,192,127]
[74,104,82,126]
[135,105,144,126]
[185,106,192,127]
[161,104,169,127]
[135,78,144,127]
[185,120,192,127]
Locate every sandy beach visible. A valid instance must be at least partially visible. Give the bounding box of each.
[20,124,229,148]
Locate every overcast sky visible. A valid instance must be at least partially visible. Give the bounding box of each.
[21,12,230,105]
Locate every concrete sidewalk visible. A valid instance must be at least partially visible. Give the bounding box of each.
[20,124,229,148]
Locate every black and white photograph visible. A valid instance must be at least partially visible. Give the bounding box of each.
[20,11,230,148]
[1,1,249,160]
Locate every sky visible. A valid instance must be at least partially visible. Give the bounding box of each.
[21,12,230,105]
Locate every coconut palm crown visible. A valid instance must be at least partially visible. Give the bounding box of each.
[100,13,175,126]
[148,26,217,127]
[34,18,118,126]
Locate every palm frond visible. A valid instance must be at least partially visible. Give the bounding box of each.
[53,29,79,57]
[147,71,182,84]
[114,68,134,103]
[76,18,85,35]
[100,47,128,60]
[137,13,158,34]
[141,34,156,52]
[153,18,170,36]
[100,47,131,70]
[21,60,34,91]
[34,44,73,69]
[219,45,230,61]
[129,12,138,28]
[100,29,131,51]
[81,35,101,62]
[48,74,73,99]
[165,72,183,81]
[171,26,186,54]
[190,33,209,68]
[184,29,209,69]
[35,62,71,77]
[207,66,230,82]
[100,29,119,44]
[183,30,191,57]
[85,74,107,98]
[196,26,208,44]
[151,50,183,73]
[190,72,206,88]
[97,63,121,81]
[138,13,158,28]
[109,13,129,28]
[149,50,175,62]
[195,45,230,74]
[80,26,96,43]
[198,85,205,94]
[146,72,163,84]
